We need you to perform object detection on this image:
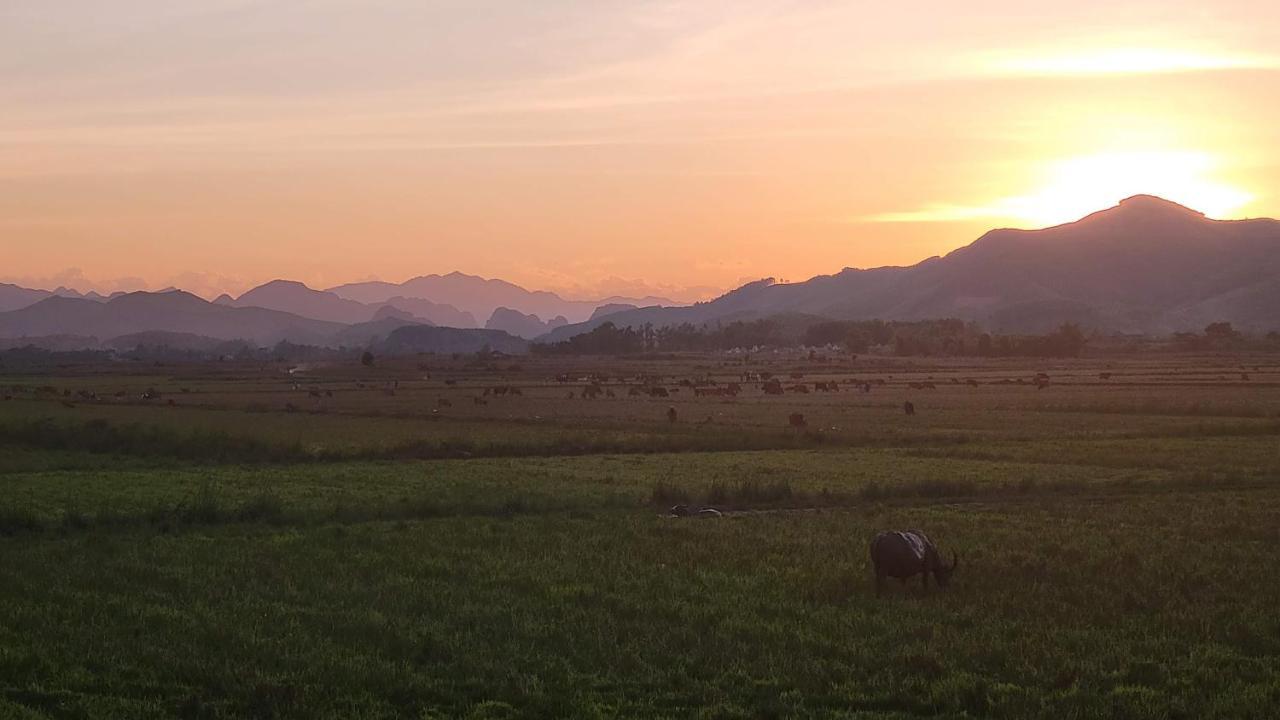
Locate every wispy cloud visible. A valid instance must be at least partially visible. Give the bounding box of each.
[979,47,1280,77]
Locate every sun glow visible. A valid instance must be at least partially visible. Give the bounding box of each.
[998,151,1254,226]
[867,150,1254,227]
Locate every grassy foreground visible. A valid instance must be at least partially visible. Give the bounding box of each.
[2,354,1279,717]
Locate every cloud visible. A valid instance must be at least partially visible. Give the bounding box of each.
[981,48,1280,77]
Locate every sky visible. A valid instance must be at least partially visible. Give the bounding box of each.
[3,0,1278,301]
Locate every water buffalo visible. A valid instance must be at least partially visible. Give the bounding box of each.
[870,530,958,595]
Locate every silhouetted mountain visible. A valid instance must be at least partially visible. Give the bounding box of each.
[375,295,475,328]
[232,280,377,324]
[0,283,51,312]
[375,325,528,355]
[328,271,677,325]
[331,317,427,348]
[0,291,344,346]
[542,196,1280,341]
[589,303,638,321]
[485,307,569,339]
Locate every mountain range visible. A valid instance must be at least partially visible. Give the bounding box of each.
[326,272,676,326]
[3,196,1278,352]
[542,195,1280,341]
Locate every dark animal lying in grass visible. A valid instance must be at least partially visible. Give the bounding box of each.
[870,530,957,595]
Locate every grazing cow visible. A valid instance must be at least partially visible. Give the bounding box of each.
[628,387,643,396]
[788,413,807,429]
[903,401,915,416]
[1099,372,1112,380]
[870,530,958,595]
[1241,373,1251,381]
[667,406,678,423]
[966,378,979,387]
[762,380,784,395]
[649,387,670,398]
[787,384,810,394]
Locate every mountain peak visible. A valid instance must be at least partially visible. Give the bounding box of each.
[1108,194,1205,219]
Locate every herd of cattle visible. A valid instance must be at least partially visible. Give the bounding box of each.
[8,370,1062,421]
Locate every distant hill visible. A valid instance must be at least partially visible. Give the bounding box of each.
[589,303,638,321]
[231,280,377,325]
[0,283,51,313]
[375,325,528,355]
[377,295,475,328]
[328,271,677,325]
[485,307,568,339]
[0,291,345,346]
[542,196,1280,341]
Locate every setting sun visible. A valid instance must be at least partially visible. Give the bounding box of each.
[1000,151,1254,226]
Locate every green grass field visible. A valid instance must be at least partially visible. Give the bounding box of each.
[2,352,1279,718]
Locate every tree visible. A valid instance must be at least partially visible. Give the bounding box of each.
[360,351,375,366]
[1204,322,1240,343]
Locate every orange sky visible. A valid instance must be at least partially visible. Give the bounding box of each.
[3,1,1278,301]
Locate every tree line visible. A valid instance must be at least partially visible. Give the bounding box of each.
[532,317,1092,358]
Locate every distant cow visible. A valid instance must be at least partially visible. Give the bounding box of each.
[788,413,807,429]
[667,406,678,423]
[903,401,915,416]
[870,530,958,595]
[762,380,784,395]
